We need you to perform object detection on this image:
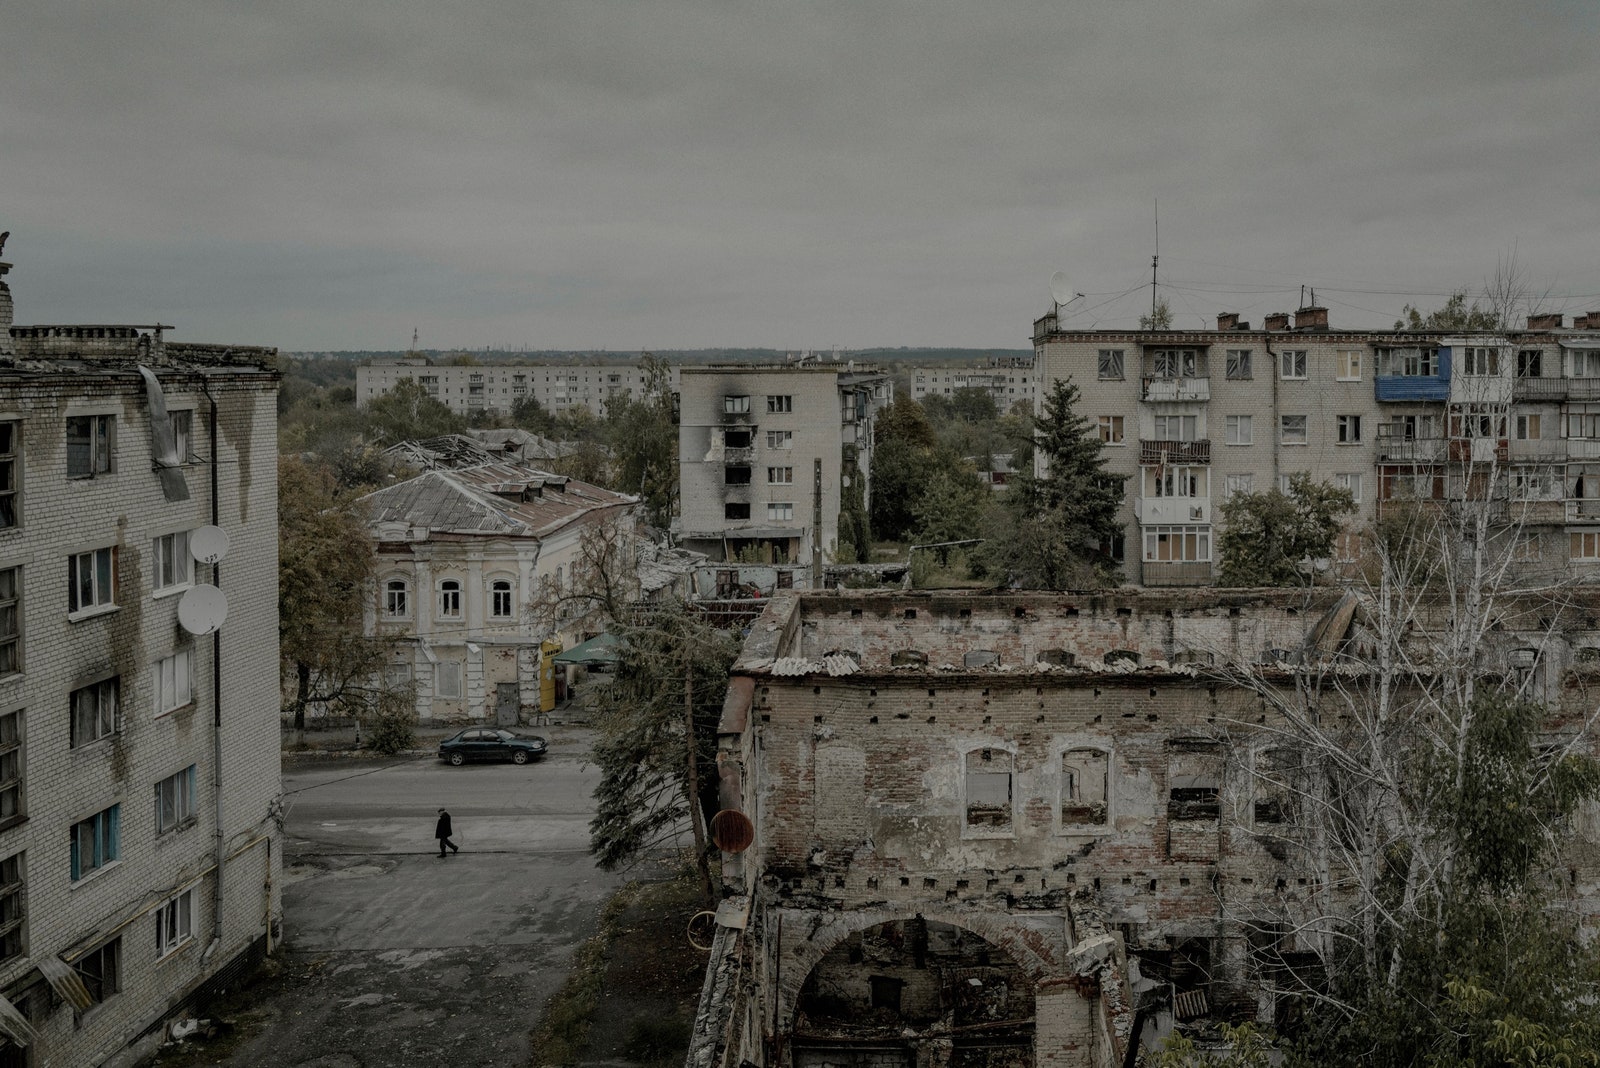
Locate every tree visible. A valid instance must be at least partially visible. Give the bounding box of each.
[1394,291,1502,332]
[1140,297,1174,330]
[605,391,677,528]
[362,378,465,444]
[278,456,413,740]
[837,443,872,564]
[1217,474,1356,587]
[589,602,740,903]
[909,450,989,550]
[869,398,941,542]
[981,379,1125,588]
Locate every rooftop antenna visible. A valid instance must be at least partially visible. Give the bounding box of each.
[411,327,419,352]
[1151,200,1159,325]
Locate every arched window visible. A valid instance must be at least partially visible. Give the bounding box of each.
[383,579,409,618]
[439,580,462,619]
[490,580,514,620]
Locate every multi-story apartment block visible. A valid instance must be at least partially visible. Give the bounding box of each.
[0,255,282,1066]
[356,358,678,418]
[1033,305,1600,586]
[360,462,636,724]
[907,357,1038,411]
[676,365,890,586]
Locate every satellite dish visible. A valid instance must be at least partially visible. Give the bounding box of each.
[178,584,229,635]
[1049,271,1073,307]
[189,525,231,565]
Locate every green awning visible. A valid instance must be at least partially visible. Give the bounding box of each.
[551,632,622,666]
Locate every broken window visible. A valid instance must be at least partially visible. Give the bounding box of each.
[1061,748,1109,826]
[723,429,752,450]
[1167,740,1222,821]
[723,465,751,485]
[1253,747,1301,826]
[964,749,1012,831]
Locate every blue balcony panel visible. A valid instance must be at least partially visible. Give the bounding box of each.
[1375,376,1450,403]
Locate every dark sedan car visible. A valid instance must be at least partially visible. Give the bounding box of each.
[437,728,548,766]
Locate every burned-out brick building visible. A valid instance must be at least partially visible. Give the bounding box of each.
[686,588,1600,1068]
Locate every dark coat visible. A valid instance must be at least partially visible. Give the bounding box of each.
[435,812,453,838]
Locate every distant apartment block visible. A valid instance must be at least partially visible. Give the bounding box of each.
[907,358,1038,411]
[356,358,678,418]
[676,365,891,585]
[1033,304,1600,586]
[0,254,282,1066]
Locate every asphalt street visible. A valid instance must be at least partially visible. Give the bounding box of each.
[201,728,637,1068]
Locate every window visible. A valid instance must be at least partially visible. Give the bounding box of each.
[0,852,21,964]
[724,465,751,485]
[0,421,17,529]
[1461,346,1500,375]
[1097,350,1125,380]
[1335,473,1363,501]
[724,502,750,520]
[170,410,195,462]
[74,937,120,1007]
[154,649,192,715]
[66,414,115,477]
[383,579,409,618]
[724,429,753,449]
[1225,350,1252,380]
[435,661,463,699]
[1143,526,1211,562]
[1279,350,1307,379]
[1253,748,1300,826]
[154,766,196,835]
[1377,347,1440,377]
[765,430,792,449]
[1280,415,1308,444]
[1336,415,1362,443]
[1512,466,1560,500]
[0,568,17,677]
[1167,742,1222,820]
[156,889,193,958]
[1224,474,1254,500]
[437,580,462,619]
[1148,349,1200,378]
[1517,350,1543,378]
[722,395,750,415]
[767,466,794,484]
[1152,414,1198,441]
[1384,413,1440,441]
[69,547,115,614]
[1572,532,1600,560]
[1451,406,1505,439]
[767,503,794,522]
[70,679,118,747]
[70,805,120,880]
[1336,350,1362,381]
[1061,748,1109,826]
[490,580,514,619]
[766,395,793,413]
[1097,416,1124,444]
[964,749,1012,832]
[1145,467,1207,499]
[1224,415,1252,445]
[1515,414,1541,440]
[1569,411,1600,440]
[153,530,192,592]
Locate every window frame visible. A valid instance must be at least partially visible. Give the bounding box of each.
[1280,415,1308,445]
[70,804,121,882]
[765,430,793,450]
[1097,416,1125,444]
[765,395,793,414]
[1515,413,1542,440]
[152,530,193,594]
[766,502,794,522]
[68,546,116,617]
[0,566,18,678]
[73,936,121,1009]
[1336,350,1362,381]
[1224,415,1252,445]
[1461,346,1500,376]
[489,579,514,620]
[70,677,119,748]
[1279,350,1308,380]
[1517,349,1543,378]
[66,414,115,478]
[1059,746,1112,830]
[722,395,751,415]
[1335,472,1363,502]
[435,661,463,699]
[154,765,197,836]
[154,648,193,716]
[155,888,194,959]
[1225,349,1252,381]
[0,851,22,965]
[766,466,794,484]
[1336,414,1362,444]
[1224,473,1254,500]
[1143,525,1212,563]
[169,410,196,463]
[0,710,21,832]
[962,746,1015,838]
[438,579,462,620]
[0,420,19,530]
[1097,349,1125,381]
[382,578,410,619]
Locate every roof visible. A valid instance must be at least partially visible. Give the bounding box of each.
[552,632,622,666]
[362,461,635,539]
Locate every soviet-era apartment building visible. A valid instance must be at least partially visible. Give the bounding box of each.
[676,365,890,590]
[687,589,1600,1068]
[360,462,636,724]
[906,358,1039,411]
[1033,305,1600,586]
[357,356,679,418]
[0,256,282,1066]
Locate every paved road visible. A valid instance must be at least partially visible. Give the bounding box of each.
[210,729,638,1068]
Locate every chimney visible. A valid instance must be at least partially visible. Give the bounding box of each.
[1577,312,1600,330]
[1294,306,1329,331]
[1527,312,1563,331]
[1264,312,1290,332]
[1216,312,1239,331]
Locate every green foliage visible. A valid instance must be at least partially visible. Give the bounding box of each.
[909,451,990,549]
[920,386,998,427]
[1217,474,1356,586]
[1395,291,1503,332]
[362,378,466,444]
[363,703,416,754]
[604,392,677,528]
[837,443,871,564]
[1140,297,1174,330]
[875,395,937,450]
[980,379,1125,588]
[1150,1022,1279,1067]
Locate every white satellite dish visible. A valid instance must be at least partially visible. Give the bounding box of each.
[190,525,231,565]
[1049,271,1073,307]
[178,584,229,635]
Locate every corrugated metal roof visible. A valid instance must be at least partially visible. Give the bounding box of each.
[361,462,635,539]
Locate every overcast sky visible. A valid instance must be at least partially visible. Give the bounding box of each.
[3,2,1598,352]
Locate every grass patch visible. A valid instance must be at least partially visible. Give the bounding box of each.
[531,883,640,1067]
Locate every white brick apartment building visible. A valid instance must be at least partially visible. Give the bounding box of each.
[356,357,679,418]
[0,256,282,1067]
[1034,304,1600,586]
[905,358,1039,411]
[676,364,891,586]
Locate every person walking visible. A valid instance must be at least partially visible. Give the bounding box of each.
[435,808,459,857]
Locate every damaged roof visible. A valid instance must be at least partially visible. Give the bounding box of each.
[362,461,635,539]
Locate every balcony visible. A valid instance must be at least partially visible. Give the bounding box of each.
[1143,560,1213,587]
[1568,440,1600,460]
[1570,380,1600,401]
[1141,377,1210,402]
[1571,499,1600,522]
[1447,439,1508,464]
[1375,375,1450,402]
[1140,439,1212,466]
[1376,435,1445,463]
[1512,377,1569,402]
[1508,438,1567,463]
[1136,497,1211,524]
